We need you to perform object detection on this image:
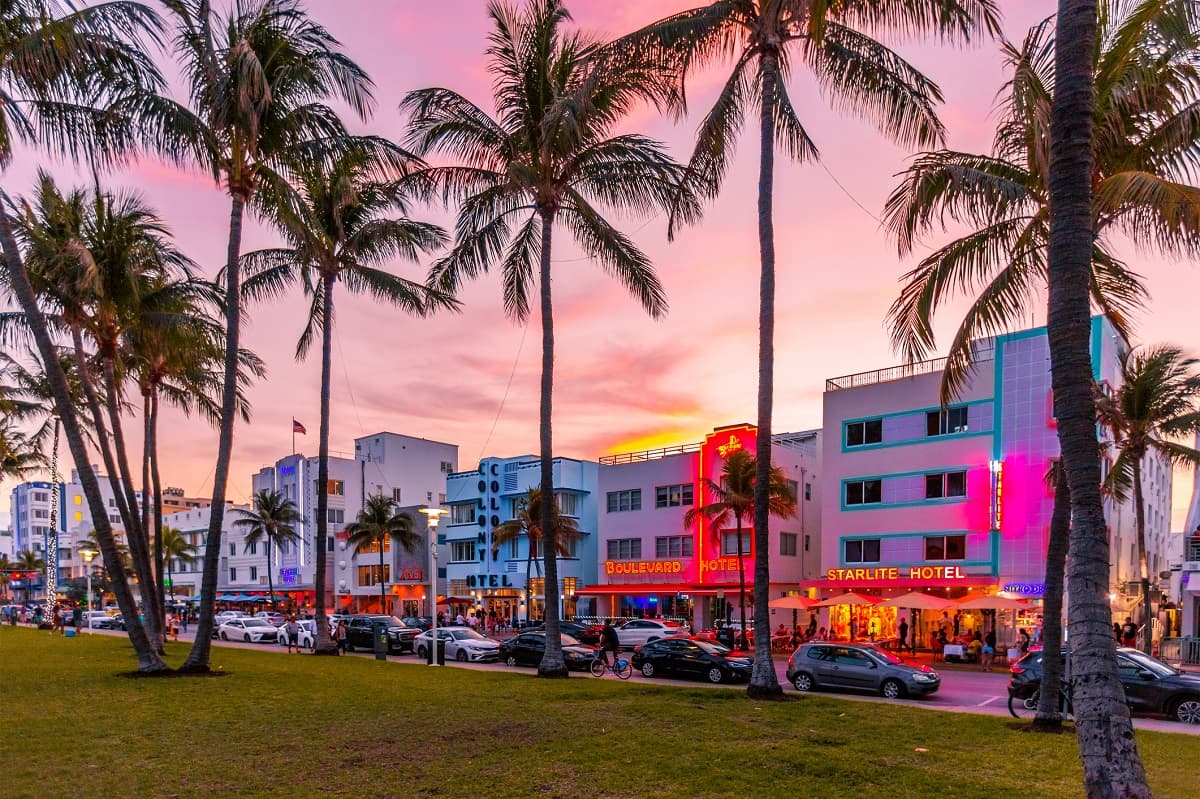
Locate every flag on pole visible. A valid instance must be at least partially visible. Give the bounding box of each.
[292,419,307,435]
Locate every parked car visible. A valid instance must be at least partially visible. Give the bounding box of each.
[414,626,501,662]
[217,618,279,643]
[631,637,752,684]
[276,620,316,649]
[1009,647,1200,724]
[215,610,250,624]
[344,615,419,654]
[499,632,596,670]
[254,611,285,626]
[786,642,941,699]
[614,619,685,648]
[81,611,115,629]
[401,616,433,632]
[522,620,603,646]
[108,614,127,631]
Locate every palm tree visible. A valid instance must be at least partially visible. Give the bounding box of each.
[0,555,10,602]
[240,143,450,651]
[344,495,420,616]
[159,526,199,604]
[1046,0,1150,794]
[683,450,795,651]
[0,421,43,480]
[1096,346,1200,654]
[885,0,1200,403]
[622,0,999,698]
[233,490,301,612]
[77,532,133,603]
[403,0,693,678]
[15,550,45,606]
[492,487,581,625]
[0,0,167,673]
[150,0,383,672]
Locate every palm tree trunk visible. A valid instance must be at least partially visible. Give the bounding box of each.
[749,48,783,699]
[735,516,748,651]
[525,534,534,626]
[151,388,165,607]
[0,195,165,672]
[140,389,164,652]
[1035,468,1070,730]
[1133,461,1152,654]
[379,539,387,615]
[312,272,337,654]
[535,208,567,679]
[1046,2,1149,794]
[183,192,246,671]
[266,542,275,610]
[101,356,161,646]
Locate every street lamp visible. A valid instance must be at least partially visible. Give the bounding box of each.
[79,548,97,633]
[419,507,447,667]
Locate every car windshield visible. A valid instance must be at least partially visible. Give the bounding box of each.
[869,648,905,665]
[1122,650,1178,678]
[693,640,729,656]
[452,629,485,641]
[374,617,407,627]
[561,634,582,646]
[243,619,273,628]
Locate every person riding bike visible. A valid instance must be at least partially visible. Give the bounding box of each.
[598,620,621,668]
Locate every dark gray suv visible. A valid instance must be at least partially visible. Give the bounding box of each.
[786,642,941,699]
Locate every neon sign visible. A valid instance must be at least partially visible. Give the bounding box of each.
[699,557,743,574]
[1002,582,1044,596]
[716,435,744,458]
[605,560,683,576]
[989,459,1003,530]
[826,565,968,582]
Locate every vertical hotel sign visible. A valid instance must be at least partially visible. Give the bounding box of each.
[697,425,759,584]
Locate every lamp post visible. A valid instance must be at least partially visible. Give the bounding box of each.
[79,548,97,633]
[419,507,447,667]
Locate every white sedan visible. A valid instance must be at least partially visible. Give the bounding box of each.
[276,620,316,649]
[218,617,279,643]
[615,619,686,648]
[413,627,500,662]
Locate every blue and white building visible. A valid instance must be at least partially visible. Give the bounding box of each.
[444,455,599,624]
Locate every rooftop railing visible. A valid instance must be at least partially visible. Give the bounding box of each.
[825,342,995,392]
[598,442,701,465]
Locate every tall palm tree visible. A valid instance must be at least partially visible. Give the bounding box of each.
[240,143,450,651]
[78,532,133,603]
[0,421,43,480]
[344,494,420,616]
[1096,345,1200,654]
[152,0,383,672]
[622,0,999,697]
[403,0,693,678]
[1046,0,1150,794]
[0,0,168,672]
[15,550,45,605]
[233,489,301,612]
[885,0,1200,403]
[158,526,199,604]
[492,487,581,625]
[683,450,795,650]
[0,555,10,602]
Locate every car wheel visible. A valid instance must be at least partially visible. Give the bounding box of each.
[1170,697,1200,724]
[707,667,724,684]
[456,650,468,662]
[219,632,227,641]
[244,634,251,643]
[792,672,815,692]
[505,655,518,667]
[641,662,655,678]
[417,645,427,659]
[881,679,906,699]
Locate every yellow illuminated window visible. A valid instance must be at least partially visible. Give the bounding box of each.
[74,512,83,522]
[74,496,82,505]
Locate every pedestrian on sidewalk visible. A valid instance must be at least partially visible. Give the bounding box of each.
[334,619,348,655]
[285,617,299,653]
[898,617,911,654]
[981,629,996,671]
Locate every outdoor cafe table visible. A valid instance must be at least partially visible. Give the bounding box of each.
[942,644,965,661]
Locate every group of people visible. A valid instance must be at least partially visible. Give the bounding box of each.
[1116,616,1139,648]
[445,608,519,635]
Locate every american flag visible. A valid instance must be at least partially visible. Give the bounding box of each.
[292,419,306,435]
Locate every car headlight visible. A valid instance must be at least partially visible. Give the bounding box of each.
[913,673,937,682]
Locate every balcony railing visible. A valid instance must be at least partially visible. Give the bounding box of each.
[826,341,995,392]
[1187,540,1200,563]
[599,442,701,465]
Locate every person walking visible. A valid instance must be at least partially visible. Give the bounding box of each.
[181,610,189,635]
[981,628,996,671]
[285,617,300,654]
[1120,616,1137,648]
[334,619,348,655]
[898,617,910,654]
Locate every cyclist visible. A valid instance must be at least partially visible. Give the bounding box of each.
[598,620,621,668]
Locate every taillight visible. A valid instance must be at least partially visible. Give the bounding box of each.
[1010,664,1024,674]
[787,654,794,668]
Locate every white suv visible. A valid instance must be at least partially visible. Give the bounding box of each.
[615,619,685,648]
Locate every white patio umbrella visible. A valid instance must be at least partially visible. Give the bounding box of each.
[769,595,820,610]
[815,592,882,607]
[877,591,957,610]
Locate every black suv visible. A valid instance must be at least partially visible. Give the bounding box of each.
[344,615,419,654]
[1009,646,1200,724]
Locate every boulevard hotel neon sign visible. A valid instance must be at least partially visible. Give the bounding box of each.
[826,565,969,582]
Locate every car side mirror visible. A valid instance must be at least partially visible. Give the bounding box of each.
[1138,670,1155,681]
[866,661,877,669]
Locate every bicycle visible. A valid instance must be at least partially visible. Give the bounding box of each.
[1008,682,1073,720]
[590,652,632,680]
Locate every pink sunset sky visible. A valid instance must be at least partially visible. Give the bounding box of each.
[4,1,1199,526]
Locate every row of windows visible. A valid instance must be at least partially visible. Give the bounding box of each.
[606,532,809,560]
[844,470,966,506]
[608,481,810,513]
[228,566,260,582]
[844,534,967,564]
[845,405,970,448]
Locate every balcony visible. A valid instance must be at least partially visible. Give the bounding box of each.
[599,443,700,465]
[1186,539,1200,565]
[826,341,995,392]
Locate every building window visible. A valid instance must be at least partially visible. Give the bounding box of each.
[392,487,402,503]
[74,512,83,522]
[924,471,967,499]
[438,493,447,504]
[229,567,237,582]
[228,543,236,556]
[327,536,335,552]
[722,531,752,556]
[449,579,469,596]
[358,538,391,554]
[450,541,475,562]
[606,538,641,560]
[926,406,969,436]
[845,479,882,506]
[805,483,812,501]
[250,566,258,581]
[109,515,122,524]
[74,495,82,506]
[804,534,811,552]
[654,484,694,508]
[846,418,883,447]
[248,542,257,555]
[357,564,390,586]
[924,535,966,561]
[32,491,49,502]
[33,509,48,519]
[450,504,476,525]
[780,532,798,557]
[844,539,881,563]
[556,491,580,517]
[507,538,518,559]
[606,489,641,513]
[316,479,344,496]
[328,508,345,524]
[562,577,577,596]
[655,535,693,558]
[528,578,545,598]
[440,461,454,474]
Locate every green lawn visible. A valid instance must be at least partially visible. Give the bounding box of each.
[0,627,1192,799]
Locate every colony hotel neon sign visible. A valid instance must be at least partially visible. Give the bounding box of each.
[826,565,968,582]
